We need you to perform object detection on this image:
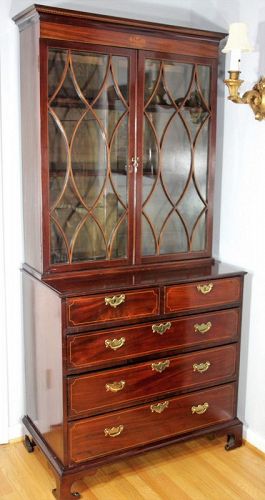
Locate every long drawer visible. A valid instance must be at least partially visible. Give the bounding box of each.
[66,288,160,327]
[68,344,237,417]
[67,308,239,372]
[165,277,242,314]
[69,383,236,463]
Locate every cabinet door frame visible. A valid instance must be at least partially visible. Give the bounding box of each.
[40,39,137,273]
[135,50,217,265]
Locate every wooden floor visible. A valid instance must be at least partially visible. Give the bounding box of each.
[0,437,265,499]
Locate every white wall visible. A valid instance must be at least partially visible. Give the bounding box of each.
[0,0,264,450]
[0,0,24,441]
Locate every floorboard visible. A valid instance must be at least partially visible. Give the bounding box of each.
[0,437,265,499]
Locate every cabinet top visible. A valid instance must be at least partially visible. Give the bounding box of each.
[36,261,246,298]
[13,3,226,42]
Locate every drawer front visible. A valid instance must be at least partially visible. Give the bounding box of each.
[165,277,241,314]
[67,288,160,327]
[68,344,237,417]
[69,383,236,463]
[67,308,239,372]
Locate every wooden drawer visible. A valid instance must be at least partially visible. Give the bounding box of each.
[67,308,239,372]
[68,344,237,417]
[69,383,236,463]
[165,277,241,314]
[66,288,159,327]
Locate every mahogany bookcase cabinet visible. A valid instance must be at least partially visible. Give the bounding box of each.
[14,5,245,499]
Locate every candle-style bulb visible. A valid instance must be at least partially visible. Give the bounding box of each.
[222,22,252,71]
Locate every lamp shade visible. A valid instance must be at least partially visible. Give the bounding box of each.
[222,23,252,53]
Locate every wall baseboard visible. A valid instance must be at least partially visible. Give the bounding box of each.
[8,423,24,441]
[244,428,265,454]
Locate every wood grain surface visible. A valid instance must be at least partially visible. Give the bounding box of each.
[1,438,264,499]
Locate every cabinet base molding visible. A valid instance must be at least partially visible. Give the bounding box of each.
[23,415,243,499]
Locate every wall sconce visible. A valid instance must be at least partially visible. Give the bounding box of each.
[222,23,265,121]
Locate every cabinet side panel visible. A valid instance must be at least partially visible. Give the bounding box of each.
[23,272,64,462]
[20,22,42,273]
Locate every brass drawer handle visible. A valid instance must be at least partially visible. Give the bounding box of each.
[151,360,170,373]
[104,425,124,437]
[105,337,125,351]
[191,402,209,415]
[152,322,171,335]
[105,381,126,393]
[194,322,212,334]
[197,283,213,295]
[150,401,169,414]
[193,361,211,373]
[105,294,125,308]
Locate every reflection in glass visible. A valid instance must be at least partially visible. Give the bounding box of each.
[48,113,68,208]
[160,213,188,254]
[48,48,129,264]
[142,58,210,257]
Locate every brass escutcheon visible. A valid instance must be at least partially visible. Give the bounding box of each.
[152,322,171,335]
[105,337,126,351]
[105,294,125,308]
[105,381,126,393]
[194,322,212,334]
[151,360,170,373]
[191,402,209,415]
[150,401,169,414]
[104,425,124,437]
[196,283,213,295]
[193,361,211,373]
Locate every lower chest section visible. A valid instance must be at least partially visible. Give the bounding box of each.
[63,274,243,465]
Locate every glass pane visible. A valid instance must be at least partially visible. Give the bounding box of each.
[144,60,160,102]
[71,112,107,207]
[72,52,109,103]
[52,180,87,248]
[110,114,128,205]
[160,212,188,254]
[192,212,206,251]
[161,114,191,205]
[143,117,159,201]
[142,216,156,256]
[110,218,128,259]
[141,59,210,257]
[163,62,193,103]
[72,216,106,262]
[94,73,126,142]
[197,65,211,105]
[48,49,67,99]
[50,220,68,264]
[112,56,129,102]
[177,180,205,237]
[48,48,129,264]
[48,113,68,207]
[194,119,209,199]
[91,179,126,259]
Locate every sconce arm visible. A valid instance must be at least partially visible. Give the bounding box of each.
[224,72,265,120]
[241,81,265,120]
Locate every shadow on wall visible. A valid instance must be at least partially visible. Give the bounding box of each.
[11,0,236,32]
[256,20,265,75]
[237,272,252,428]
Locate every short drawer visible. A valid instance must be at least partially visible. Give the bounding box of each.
[66,288,160,327]
[67,308,240,372]
[68,344,237,417]
[165,277,242,314]
[69,383,236,463]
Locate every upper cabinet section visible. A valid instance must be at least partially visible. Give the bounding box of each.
[48,47,134,266]
[139,53,212,263]
[14,5,224,277]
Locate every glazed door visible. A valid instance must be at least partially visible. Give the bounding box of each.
[46,43,136,270]
[136,51,216,264]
